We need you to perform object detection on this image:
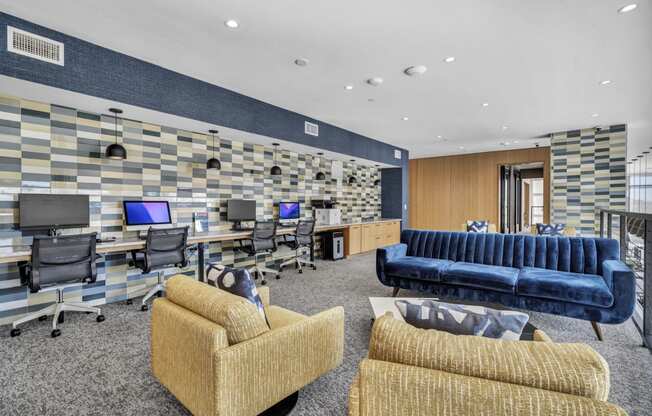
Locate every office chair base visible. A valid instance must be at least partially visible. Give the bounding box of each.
[10,300,103,337]
[280,256,315,274]
[141,282,166,308]
[248,266,279,285]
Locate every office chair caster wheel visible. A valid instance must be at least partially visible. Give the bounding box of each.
[126,299,133,305]
[312,265,317,270]
[276,274,281,279]
[51,329,61,338]
[38,315,47,321]
[96,314,105,323]
[261,280,267,286]
[10,328,20,337]
[141,304,149,312]
[299,269,303,274]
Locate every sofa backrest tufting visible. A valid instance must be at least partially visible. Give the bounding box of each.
[400,230,619,275]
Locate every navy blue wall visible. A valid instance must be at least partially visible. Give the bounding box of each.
[381,162,409,226]
[0,12,408,221]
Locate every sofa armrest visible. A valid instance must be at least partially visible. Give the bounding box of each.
[602,260,637,324]
[151,298,229,416]
[352,359,627,416]
[376,243,407,284]
[214,306,345,416]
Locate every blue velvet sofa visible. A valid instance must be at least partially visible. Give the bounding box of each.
[376,229,637,338]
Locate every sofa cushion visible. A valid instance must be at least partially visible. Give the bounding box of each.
[517,267,614,308]
[384,257,453,282]
[442,262,519,293]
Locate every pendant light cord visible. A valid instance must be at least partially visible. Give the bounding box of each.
[114,113,118,144]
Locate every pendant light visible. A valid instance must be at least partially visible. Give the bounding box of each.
[206,129,221,170]
[270,143,282,176]
[315,152,326,180]
[348,159,357,185]
[374,164,381,186]
[105,108,126,160]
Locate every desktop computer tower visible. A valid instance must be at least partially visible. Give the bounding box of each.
[323,231,344,260]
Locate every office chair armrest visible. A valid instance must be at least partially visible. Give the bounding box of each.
[18,261,31,286]
[213,306,344,416]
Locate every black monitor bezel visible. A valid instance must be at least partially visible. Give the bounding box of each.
[123,200,172,226]
[226,199,257,222]
[19,193,90,230]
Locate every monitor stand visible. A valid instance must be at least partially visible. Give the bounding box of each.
[48,227,61,237]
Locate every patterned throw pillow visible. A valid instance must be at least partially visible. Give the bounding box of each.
[536,223,565,236]
[395,299,529,340]
[466,220,489,233]
[206,263,269,327]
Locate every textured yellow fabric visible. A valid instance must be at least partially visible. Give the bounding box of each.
[257,285,270,307]
[214,306,345,415]
[266,305,307,329]
[151,298,229,416]
[353,359,627,416]
[348,373,360,416]
[533,329,553,343]
[368,314,610,401]
[166,275,269,344]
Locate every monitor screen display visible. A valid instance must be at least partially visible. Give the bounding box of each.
[227,199,256,221]
[123,201,172,226]
[279,202,300,220]
[19,194,90,230]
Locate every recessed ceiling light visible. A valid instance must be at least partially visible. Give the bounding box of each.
[344,85,354,90]
[294,58,310,67]
[513,140,519,144]
[501,125,509,130]
[436,135,442,139]
[618,4,637,13]
[458,146,465,150]
[592,113,599,117]
[402,116,409,121]
[366,77,384,86]
[444,57,456,63]
[404,65,428,76]
[482,102,489,107]
[599,80,612,86]
[224,19,239,29]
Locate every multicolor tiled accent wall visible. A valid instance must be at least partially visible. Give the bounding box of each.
[550,125,627,236]
[0,95,381,324]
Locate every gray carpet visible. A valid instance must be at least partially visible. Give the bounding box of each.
[0,252,650,415]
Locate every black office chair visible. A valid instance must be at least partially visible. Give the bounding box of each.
[238,220,280,285]
[10,233,105,338]
[279,219,317,273]
[130,226,189,311]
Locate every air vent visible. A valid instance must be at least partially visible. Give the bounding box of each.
[304,121,319,137]
[7,26,64,66]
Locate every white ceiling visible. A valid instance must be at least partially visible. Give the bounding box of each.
[1,0,651,159]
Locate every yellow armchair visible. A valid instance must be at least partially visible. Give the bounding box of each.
[151,275,344,416]
[349,313,627,416]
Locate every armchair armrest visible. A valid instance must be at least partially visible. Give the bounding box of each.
[350,359,627,416]
[214,306,344,416]
[376,243,407,285]
[602,260,637,324]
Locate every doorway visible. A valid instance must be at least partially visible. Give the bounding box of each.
[499,162,545,233]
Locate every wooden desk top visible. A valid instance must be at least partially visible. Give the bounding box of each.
[0,218,401,264]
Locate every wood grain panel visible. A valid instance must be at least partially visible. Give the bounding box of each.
[409,147,550,231]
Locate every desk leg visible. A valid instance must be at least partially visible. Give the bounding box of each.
[310,243,315,262]
[197,242,205,282]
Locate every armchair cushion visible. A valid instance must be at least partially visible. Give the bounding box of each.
[368,314,611,401]
[517,267,614,307]
[384,257,452,281]
[206,264,268,325]
[166,275,269,344]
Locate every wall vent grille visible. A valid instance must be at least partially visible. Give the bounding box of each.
[7,26,64,66]
[305,121,319,136]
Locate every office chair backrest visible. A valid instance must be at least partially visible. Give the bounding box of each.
[252,220,277,251]
[30,233,98,292]
[296,219,315,246]
[143,226,189,272]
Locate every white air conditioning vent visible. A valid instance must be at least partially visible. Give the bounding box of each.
[7,26,64,66]
[304,121,319,136]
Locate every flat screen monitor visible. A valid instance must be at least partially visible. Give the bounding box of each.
[227,199,256,221]
[19,194,89,230]
[279,202,300,220]
[123,201,172,226]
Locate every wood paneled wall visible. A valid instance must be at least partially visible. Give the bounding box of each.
[409,147,551,231]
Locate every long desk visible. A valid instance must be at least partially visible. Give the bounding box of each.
[0,219,401,282]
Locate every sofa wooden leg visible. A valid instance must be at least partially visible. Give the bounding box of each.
[392,287,400,297]
[591,321,604,341]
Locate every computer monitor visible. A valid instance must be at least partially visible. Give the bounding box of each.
[19,194,89,232]
[123,201,172,226]
[227,199,256,222]
[279,202,300,220]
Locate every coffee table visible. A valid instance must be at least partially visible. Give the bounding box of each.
[368,297,537,341]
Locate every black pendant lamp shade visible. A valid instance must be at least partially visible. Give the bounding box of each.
[374,164,381,186]
[315,152,326,180]
[271,143,282,176]
[105,108,126,160]
[206,129,221,170]
[348,159,357,185]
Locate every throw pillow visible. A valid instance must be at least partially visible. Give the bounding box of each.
[207,263,269,327]
[536,223,566,236]
[395,299,529,340]
[466,220,489,233]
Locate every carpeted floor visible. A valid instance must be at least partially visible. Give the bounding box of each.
[0,252,650,415]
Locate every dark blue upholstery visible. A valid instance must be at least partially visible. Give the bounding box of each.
[376,230,637,325]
